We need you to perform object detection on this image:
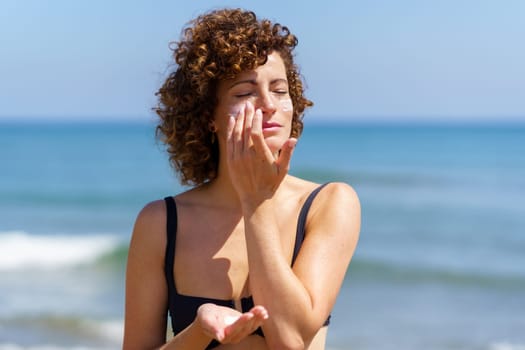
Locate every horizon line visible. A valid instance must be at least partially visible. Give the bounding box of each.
[1,114,525,122]
[1,116,525,128]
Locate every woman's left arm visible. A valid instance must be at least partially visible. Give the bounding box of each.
[243,182,360,350]
[226,105,361,349]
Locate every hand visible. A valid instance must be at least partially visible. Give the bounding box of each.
[226,101,296,205]
[197,303,269,344]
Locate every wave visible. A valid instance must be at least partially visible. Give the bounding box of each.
[292,167,449,188]
[0,345,118,350]
[490,342,525,350]
[3,231,523,290]
[0,231,125,271]
[0,315,122,349]
[0,190,155,208]
[348,258,525,289]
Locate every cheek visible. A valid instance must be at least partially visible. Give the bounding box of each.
[228,104,244,117]
[213,102,244,133]
[278,99,294,134]
[279,99,293,113]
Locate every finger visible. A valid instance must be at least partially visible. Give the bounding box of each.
[251,109,274,160]
[215,329,226,342]
[250,306,269,321]
[243,101,255,151]
[226,115,236,160]
[229,314,262,344]
[223,315,240,326]
[275,138,297,179]
[228,321,256,343]
[223,313,254,343]
[233,104,245,156]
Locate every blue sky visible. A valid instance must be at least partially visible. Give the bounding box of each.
[1,0,524,122]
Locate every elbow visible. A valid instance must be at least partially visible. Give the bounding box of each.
[265,317,321,349]
[266,332,310,350]
[267,339,305,350]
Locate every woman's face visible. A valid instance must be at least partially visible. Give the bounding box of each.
[213,51,293,154]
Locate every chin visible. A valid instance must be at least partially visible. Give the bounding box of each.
[265,137,287,154]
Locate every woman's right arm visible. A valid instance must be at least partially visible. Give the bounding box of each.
[123,200,212,350]
[123,200,268,349]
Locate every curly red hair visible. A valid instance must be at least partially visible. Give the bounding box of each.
[155,8,313,186]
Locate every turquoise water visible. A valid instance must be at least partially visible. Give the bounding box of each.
[1,120,524,349]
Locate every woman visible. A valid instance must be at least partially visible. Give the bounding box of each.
[123,8,360,350]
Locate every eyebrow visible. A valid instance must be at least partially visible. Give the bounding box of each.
[228,78,288,89]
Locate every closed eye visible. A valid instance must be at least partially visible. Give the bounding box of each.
[234,92,254,98]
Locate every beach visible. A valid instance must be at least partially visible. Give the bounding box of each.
[1,120,524,349]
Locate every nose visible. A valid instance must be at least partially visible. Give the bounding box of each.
[255,91,277,115]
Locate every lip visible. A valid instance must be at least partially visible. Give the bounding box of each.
[262,121,282,130]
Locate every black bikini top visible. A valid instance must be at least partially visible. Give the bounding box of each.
[164,184,331,349]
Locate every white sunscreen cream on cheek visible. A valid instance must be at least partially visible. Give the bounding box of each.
[228,105,244,118]
[279,99,293,112]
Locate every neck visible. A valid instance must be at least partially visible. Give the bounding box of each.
[203,154,242,209]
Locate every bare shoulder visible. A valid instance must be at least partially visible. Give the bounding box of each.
[285,177,360,231]
[317,182,360,208]
[307,182,361,236]
[129,199,168,259]
[134,199,167,234]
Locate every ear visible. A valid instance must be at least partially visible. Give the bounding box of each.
[209,121,217,133]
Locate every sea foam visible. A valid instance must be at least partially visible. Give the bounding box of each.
[0,231,122,271]
[491,342,525,350]
[0,345,117,350]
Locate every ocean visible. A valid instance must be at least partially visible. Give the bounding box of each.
[1,119,524,350]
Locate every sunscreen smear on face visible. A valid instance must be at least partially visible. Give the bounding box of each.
[280,99,293,112]
[229,105,244,118]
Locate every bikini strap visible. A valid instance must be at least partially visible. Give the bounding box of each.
[164,196,177,314]
[292,183,330,265]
